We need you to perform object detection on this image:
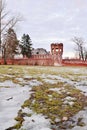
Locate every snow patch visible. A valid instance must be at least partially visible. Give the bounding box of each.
[28,79,43,86]
[21,114,51,130]
[49,88,62,94]
[43,79,58,84]
[70,107,87,130]
[0,85,32,130]
[0,80,21,87]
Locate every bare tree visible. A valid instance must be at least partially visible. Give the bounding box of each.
[72,36,87,61]
[84,48,87,61]
[2,28,19,64]
[0,0,22,51]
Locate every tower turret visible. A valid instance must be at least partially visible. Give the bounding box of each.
[51,43,63,66]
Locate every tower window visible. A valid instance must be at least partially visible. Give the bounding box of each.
[56,48,58,52]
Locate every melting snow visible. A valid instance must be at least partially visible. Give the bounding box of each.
[0,80,21,87]
[0,67,87,130]
[21,114,51,130]
[69,107,87,130]
[0,85,32,130]
[28,79,43,86]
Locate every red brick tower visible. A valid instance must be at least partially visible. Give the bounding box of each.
[51,43,63,66]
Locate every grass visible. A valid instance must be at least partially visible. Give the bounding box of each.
[22,82,87,124]
[0,65,87,129]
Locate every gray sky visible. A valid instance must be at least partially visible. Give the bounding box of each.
[7,0,87,57]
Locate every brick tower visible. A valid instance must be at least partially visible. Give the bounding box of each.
[51,43,63,66]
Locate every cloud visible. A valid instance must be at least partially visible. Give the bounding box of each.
[74,0,87,8]
[6,0,87,57]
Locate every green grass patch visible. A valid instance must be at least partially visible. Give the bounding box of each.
[22,82,87,124]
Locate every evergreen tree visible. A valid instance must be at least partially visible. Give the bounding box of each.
[20,34,32,58]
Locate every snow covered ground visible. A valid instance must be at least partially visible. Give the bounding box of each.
[0,83,31,130]
[0,79,51,130]
[0,66,87,130]
[21,114,51,130]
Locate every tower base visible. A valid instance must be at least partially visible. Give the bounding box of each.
[54,62,62,66]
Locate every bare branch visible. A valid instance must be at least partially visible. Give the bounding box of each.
[8,14,23,29]
[1,11,9,19]
[0,0,23,50]
[0,0,6,14]
[72,36,86,60]
[1,18,14,32]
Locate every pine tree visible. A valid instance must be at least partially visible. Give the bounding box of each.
[20,34,32,58]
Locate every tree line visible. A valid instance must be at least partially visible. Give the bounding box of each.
[2,28,32,64]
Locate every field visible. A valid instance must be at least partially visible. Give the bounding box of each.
[0,65,87,130]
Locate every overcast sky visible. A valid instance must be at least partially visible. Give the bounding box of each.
[7,0,87,57]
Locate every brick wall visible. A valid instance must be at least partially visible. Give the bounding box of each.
[0,57,87,66]
[62,59,87,66]
[0,54,54,66]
